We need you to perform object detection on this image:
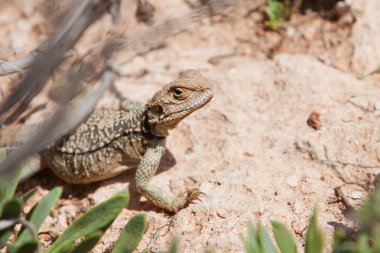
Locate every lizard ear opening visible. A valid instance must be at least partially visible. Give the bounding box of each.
[147,104,164,124]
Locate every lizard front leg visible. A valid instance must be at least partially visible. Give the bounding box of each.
[135,139,202,212]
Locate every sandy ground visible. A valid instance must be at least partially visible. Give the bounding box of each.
[1,0,380,252]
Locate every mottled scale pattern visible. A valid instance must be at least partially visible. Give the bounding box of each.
[42,135,145,183]
[55,110,144,154]
[41,109,152,183]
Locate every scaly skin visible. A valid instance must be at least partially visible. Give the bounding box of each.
[38,69,214,212]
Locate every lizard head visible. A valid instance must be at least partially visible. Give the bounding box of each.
[146,69,214,137]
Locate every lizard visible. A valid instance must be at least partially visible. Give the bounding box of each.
[8,69,214,213]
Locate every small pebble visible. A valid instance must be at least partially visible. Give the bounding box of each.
[307,111,322,130]
[349,191,362,200]
[286,175,298,188]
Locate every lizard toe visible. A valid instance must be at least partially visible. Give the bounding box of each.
[170,189,206,212]
[185,188,206,204]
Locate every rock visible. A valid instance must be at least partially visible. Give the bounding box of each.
[349,191,363,200]
[351,0,380,73]
[286,175,299,188]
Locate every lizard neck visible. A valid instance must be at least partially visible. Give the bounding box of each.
[142,107,169,137]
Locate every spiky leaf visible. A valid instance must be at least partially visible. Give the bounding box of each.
[47,189,129,253]
[358,185,380,231]
[305,210,323,253]
[0,149,21,216]
[0,198,22,247]
[69,230,103,253]
[357,233,372,253]
[8,238,39,253]
[271,221,297,253]
[167,239,178,253]
[374,225,380,252]
[8,187,62,253]
[257,222,278,253]
[245,221,260,253]
[21,188,38,203]
[112,213,147,253]
[332,229,356,253]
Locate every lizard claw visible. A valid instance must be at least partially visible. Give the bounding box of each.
[171,188,206,212]
[185,188,206,205]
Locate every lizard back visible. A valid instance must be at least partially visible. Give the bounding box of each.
[41,109,155,183]
[55,110,138,154]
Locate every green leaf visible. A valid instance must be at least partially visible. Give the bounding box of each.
[1,198,22,219]
[21,187,38,203]
[167,239,178,253]
[332,243,356,253]
[245,221,260,253]
[25,187,62,230]
[332,229,356,253]
[8,187,62,253]
[264,0,284,21]
[357,233,372,253]
[52,241,73,253]
[112,213,147,253]
[305,209,323,253]
[8,238,39,253]
[47,189,129,253]
[358,184,380,231]
[0,149,21,216]
[271,221,297,253]
[257,222,278,253]
[0,198,22,248]
[374,225,380,252]
[8,188,61,253]
[69,230,103,253]
[332,229,348,247]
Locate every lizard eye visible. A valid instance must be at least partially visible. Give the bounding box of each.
[172,87,187,100]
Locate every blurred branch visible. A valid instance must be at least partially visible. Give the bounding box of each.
[0,0,114,123]
[0,0,257,175]
[120,0,241,60]
[0,0,255,77]
[0,0,256,76]
[0,0,120,175]
[0,50,75,76]
[0,51,38,76]
[0,62,117,176]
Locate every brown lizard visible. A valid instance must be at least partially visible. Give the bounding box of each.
[12,69,214,213]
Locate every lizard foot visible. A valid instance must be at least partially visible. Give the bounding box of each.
[171,189,205,212]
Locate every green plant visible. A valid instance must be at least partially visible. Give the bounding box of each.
[332,184,380,253]
[244,209,322,253]
[243,184,380,253]
[2,145,380,253]
[0,149,147,253]
[265,0,285,30]
[264,0,303,30]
